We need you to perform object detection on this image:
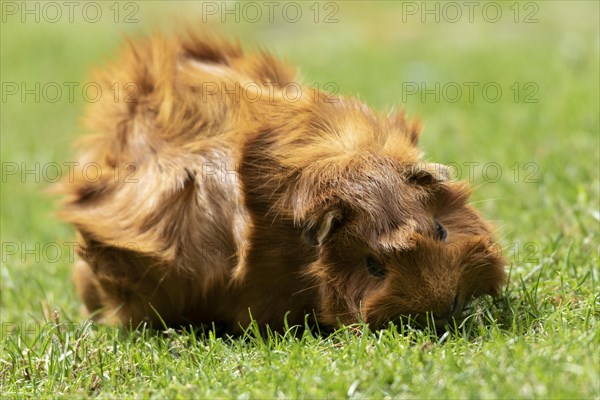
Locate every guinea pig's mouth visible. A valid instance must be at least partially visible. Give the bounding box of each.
[411,305,468,331]
[364,296,470,331]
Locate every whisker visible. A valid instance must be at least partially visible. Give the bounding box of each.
[469,197,510,205]
[292,277,335,296]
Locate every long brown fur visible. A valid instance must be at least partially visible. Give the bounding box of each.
[59,32,506,332]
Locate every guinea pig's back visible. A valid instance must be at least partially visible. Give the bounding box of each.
[58,34,279,326]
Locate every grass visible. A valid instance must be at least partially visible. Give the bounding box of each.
[1,1,599,398]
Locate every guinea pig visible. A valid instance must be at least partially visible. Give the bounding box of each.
[59,33,506,333]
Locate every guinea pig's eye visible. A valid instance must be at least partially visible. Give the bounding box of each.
[435,220,447,241]
[366,255,386,277]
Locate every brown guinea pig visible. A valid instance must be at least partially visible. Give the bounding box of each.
[59,33,506,333]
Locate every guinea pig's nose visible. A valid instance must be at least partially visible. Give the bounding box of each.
[430,296,461,330]
[438,295,460,319]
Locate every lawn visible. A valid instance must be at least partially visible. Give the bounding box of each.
[1,1,598,398]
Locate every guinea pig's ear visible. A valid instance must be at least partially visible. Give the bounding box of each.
[406,163,451,186]
[389,111,422,145]
[302,209,345,247]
